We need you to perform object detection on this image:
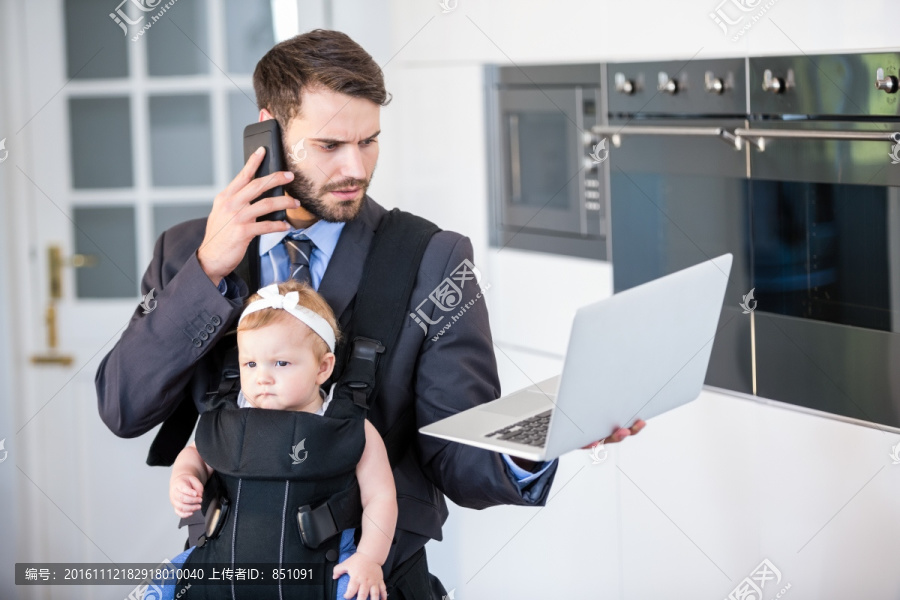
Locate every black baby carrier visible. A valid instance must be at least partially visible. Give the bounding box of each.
[173,209,440,599]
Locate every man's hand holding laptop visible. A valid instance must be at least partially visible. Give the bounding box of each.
[511,419,646,471]
[582,419,646,449]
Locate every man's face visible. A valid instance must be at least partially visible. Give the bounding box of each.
[265,87,380,224]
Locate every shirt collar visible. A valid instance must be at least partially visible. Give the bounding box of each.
[258,219,346,261]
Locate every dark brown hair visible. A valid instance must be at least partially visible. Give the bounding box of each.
[253,29,392,130]
[238,280,341,359]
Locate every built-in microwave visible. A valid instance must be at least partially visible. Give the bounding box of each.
[485,63,609,260]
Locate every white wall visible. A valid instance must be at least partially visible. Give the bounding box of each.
[0,1,19,597]
[365,0,900,597]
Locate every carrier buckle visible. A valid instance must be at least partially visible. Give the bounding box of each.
[350,337,385,364]
[297,502,339,549]
[344,337,385,409]
[198,495,230,547]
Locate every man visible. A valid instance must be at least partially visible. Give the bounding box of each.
[95,29,643,598]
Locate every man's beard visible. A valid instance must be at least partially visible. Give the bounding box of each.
[282,161,373,223]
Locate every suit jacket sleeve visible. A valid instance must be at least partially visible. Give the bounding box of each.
[413,234,559,509]
[95,222,246,438]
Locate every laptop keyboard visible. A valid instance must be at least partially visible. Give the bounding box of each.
[484,410,553,447]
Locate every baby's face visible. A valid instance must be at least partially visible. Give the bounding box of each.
[238,320,332,412]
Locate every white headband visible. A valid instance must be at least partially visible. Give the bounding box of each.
[238,283,336,352]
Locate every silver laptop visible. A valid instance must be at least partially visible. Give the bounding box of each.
[419,253,733,461]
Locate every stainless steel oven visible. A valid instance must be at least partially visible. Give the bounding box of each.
[597,57,754,395]
[739,52,900,428]
[485,63,608,259]
[601,52,900,429]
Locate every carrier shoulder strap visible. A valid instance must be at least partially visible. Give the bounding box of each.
[326,208,439,462]
[330,208,440,411]
[297,209,440,548]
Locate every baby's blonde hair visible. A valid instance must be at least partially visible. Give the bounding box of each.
[237,280,340,358]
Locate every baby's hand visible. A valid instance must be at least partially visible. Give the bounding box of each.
[170,474,203,519]
[332,551,387,600]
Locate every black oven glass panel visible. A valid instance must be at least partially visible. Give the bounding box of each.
[750,180,892,331]
[610,172,754,394]
[498,86,600,236]
[505,110,572,212]
[751,182,900,427]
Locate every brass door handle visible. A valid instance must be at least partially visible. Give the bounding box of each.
[48,245,96,300]
[30,304,74,366]
[30,245,93,366]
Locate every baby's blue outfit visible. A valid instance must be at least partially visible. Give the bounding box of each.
[153,528,356,599]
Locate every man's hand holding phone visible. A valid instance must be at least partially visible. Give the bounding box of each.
[196,146,297,287]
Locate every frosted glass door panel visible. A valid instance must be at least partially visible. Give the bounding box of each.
[149,94,213,186]
[73,206,138,299]
[224,0,275,74]
[64,0,129,79]
[146,0,210,76]
[68,96,134,188]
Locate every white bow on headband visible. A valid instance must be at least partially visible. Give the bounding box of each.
[238,284,336,352]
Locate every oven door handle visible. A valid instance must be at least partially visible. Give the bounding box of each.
[591,125,742,150]
[508,114,522,201]
[734,128,900,152]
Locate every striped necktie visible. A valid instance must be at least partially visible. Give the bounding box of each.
[283,233,315,286]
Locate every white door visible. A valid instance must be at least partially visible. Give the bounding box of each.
[5,1,297,597]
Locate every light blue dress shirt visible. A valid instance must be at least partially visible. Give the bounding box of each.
[218,222,555,488]
[259,219,345,289]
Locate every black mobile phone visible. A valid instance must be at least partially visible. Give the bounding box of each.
[243,120,288,222]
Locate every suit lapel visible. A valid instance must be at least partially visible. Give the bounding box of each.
[317,197,385,322]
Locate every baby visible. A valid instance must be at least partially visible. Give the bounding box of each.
[169,280,397,600]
